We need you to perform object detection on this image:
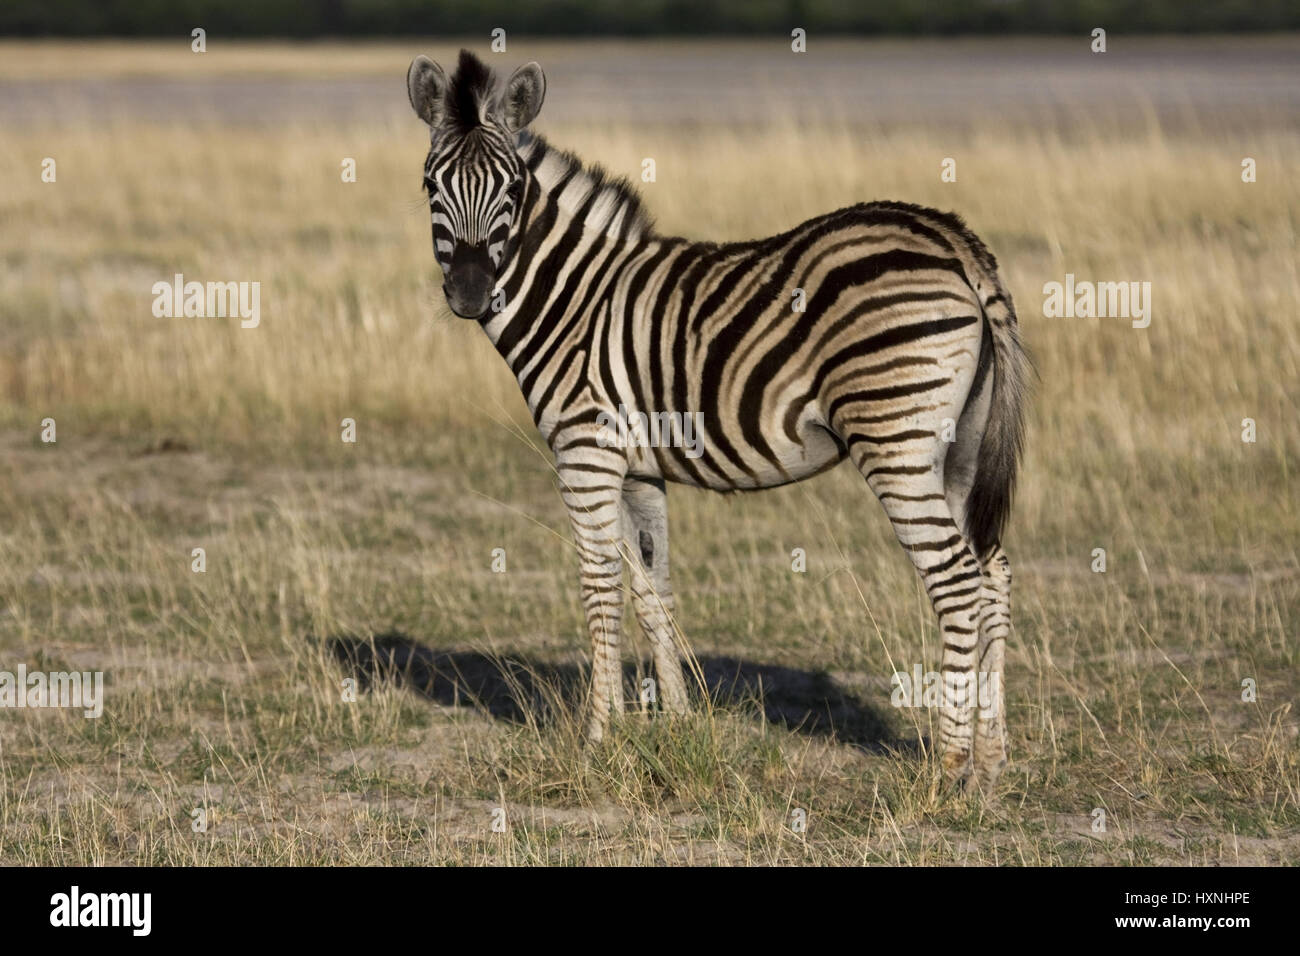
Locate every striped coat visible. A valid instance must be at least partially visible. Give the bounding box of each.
[408,50,1028,790]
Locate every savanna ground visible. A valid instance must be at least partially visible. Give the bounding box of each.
[0,37,1297,865]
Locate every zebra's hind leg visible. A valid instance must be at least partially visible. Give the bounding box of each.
[943,366,1010,791]
[841,433,987,786]
[972,545,1011,789]
[619,476,690,715]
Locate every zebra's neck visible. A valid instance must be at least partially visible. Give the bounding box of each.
[516,131,654,242]
[479,132,655,359]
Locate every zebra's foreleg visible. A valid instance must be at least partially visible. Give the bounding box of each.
[619,476,689,715]
[557,444,629,744]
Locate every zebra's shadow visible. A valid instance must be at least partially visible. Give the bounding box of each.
[328,631,910,754]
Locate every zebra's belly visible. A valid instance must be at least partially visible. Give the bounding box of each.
[651,411,847,491]
[745,418,847,488]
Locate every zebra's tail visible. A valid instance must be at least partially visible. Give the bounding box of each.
[965,290,1030,559]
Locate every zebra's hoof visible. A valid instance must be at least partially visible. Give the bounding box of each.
[941,749,974,786]
[973,756,1008,795]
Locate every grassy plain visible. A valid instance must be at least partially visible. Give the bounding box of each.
[0,40,1297,864]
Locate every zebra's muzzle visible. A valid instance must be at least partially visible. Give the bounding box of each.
[443,242,495,319]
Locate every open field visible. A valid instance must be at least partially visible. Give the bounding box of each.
[1,38,1298,864]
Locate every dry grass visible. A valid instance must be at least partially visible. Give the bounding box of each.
[0,40,1297,865]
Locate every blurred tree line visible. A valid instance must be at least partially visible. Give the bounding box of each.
[3,0,1296,36]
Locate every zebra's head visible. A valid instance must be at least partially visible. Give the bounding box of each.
[407,50,546,319]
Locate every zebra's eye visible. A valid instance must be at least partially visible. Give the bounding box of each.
[505,179,523,203]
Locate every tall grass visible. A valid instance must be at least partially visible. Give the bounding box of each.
[0,41,1296,864]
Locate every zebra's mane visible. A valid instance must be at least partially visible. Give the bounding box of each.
[445,49,496,136]
[516,130,656,241]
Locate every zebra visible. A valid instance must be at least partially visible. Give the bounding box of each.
[407,50,1029,790]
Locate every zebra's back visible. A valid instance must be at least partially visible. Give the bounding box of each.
[595,200,1005,493]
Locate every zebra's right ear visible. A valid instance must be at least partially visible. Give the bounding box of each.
[407,55,448,128]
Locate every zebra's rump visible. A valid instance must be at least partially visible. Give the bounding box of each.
[606,201,997,492]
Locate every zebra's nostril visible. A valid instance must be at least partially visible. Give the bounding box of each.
[444,241,495,315]
[443,266,494,319]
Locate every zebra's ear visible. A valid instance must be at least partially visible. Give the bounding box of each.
[502,62,545,132]
[407,55,448,128]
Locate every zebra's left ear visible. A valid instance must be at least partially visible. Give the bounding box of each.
[502,62,545,132]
